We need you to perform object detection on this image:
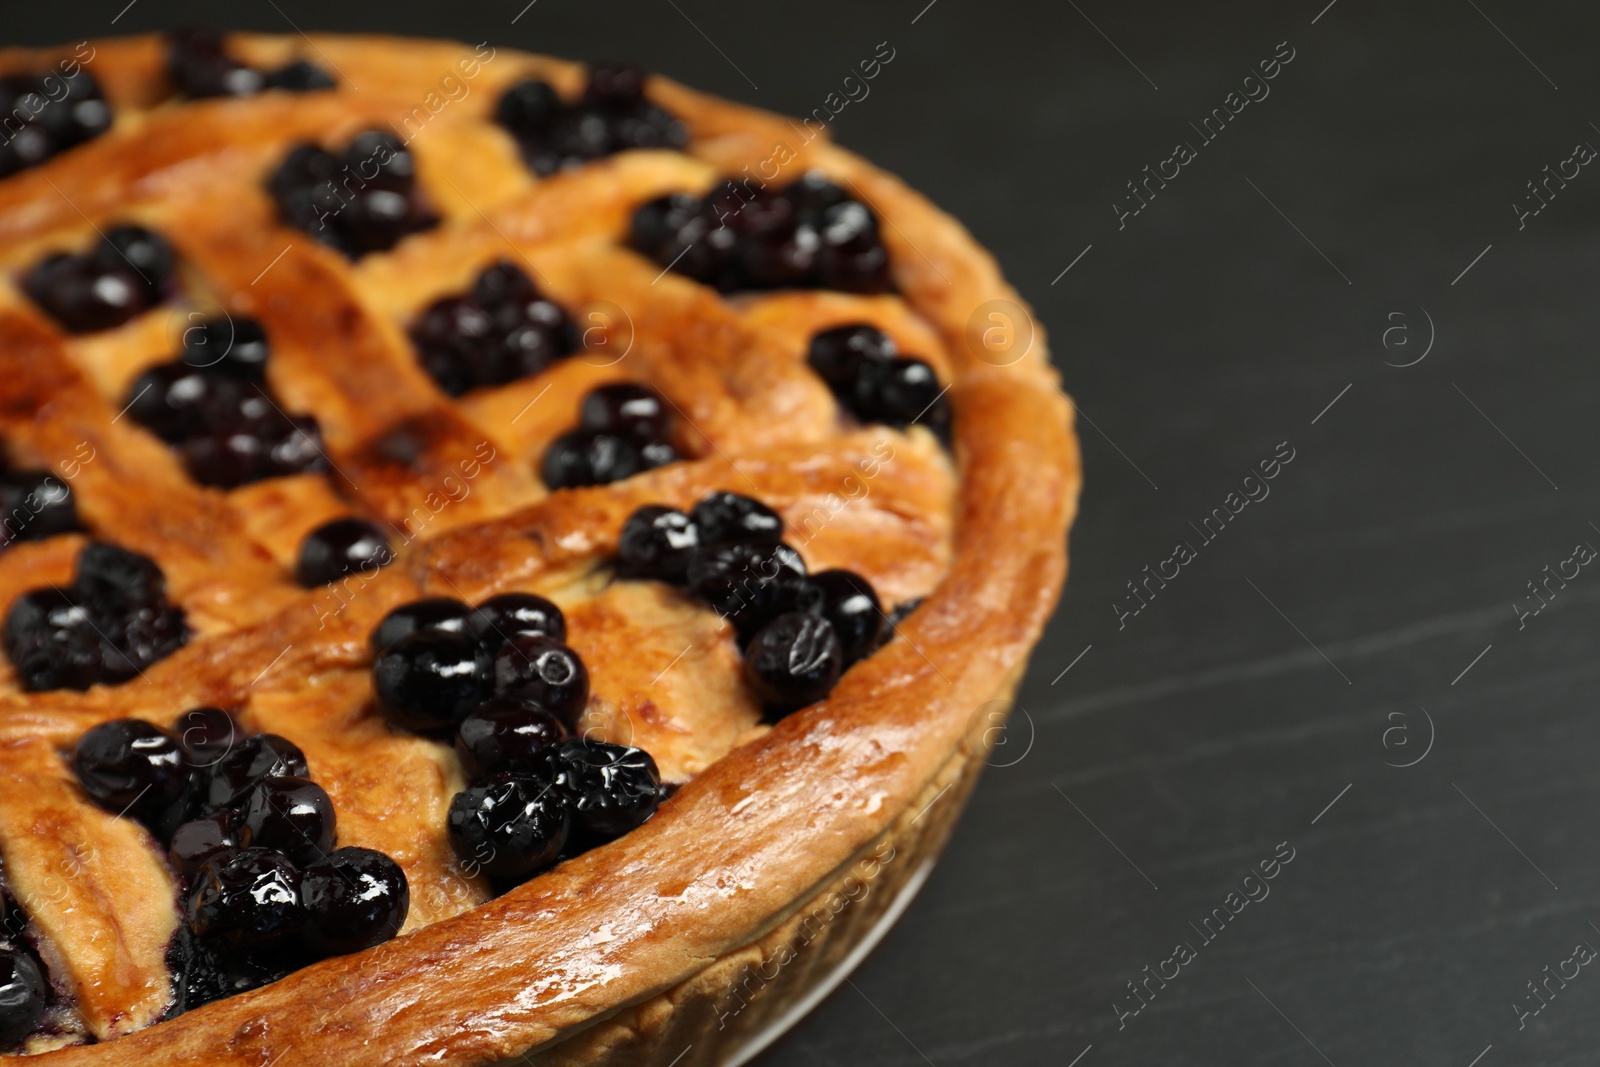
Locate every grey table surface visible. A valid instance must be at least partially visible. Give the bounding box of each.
[12,1,1600,1063]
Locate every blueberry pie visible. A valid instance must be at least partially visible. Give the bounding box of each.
[0,31,1077,1065]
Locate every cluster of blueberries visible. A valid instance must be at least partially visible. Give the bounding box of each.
[167,27,335,99]
[368,592,665,883]
[617,491,892,711]
[125,316,328,489]
[541,383,680,489]
[494,64,688,177]
[0,68,112,178]
[629,173,892,295]
[806,323,951,439]
[3,542,187,692]
[0,456,79,551]
[23,224,175,335]
[266,130,438,258]
[409,260,578,397]
[68,710,408,1014]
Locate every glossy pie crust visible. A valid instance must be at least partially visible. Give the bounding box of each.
[0,34,1079,1064]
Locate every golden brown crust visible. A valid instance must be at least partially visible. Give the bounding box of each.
[0,32,1079,1064]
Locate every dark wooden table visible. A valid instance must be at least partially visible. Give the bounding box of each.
[15,1,1599,1063]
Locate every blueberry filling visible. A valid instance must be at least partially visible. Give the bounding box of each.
[124,315,330,488]
[22,225,176,334]
[67,713,407,1016]
[167,28,335,99]
[3,542,188,692]
[0,69,112,178]
[806,324,951,437]
[408,260,577,396]
[540,383,680,489]
[266,130,438,258]
[294,517,395,587]
[495,64,688,177]
[628,172,892,294]
[612,493,912,715]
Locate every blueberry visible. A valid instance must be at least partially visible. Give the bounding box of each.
[369,597,472,654]
[342,187,434,255]
[491,634,589,725]
[690,491,783,545]
[806,324,895,397]
[446,769,569,880]
[817,215,891,294]
[540,430,643,488]
[0,948,46,1047]
[72,719,188,822]
[124,363,216,442]
[295,517,395,587]
[202,733,309,813]
[105,602,187,681]
[76,541,165,609]
[744,613,843,712]
[167,811,239,879]
[301,847,409,957]
[238,776,336,865]
[28,69,111,152]
[470,260,540,310]
[341,131,416,190]
[264,60,336,92]
[455,697,568,779]
[628,193,705,260]
[167,27,265,98]
[23,253,149,334]
[267,142,338,199]
[165,926,290,1016]
[736,225,819,290]
[466,592,566,650]
[784,173,851,226]
[185,848,304,948]
[95,225,176,304]
[579,383,669,440]
[811,569,884,665]
[583,64,647,110]
[638,439,681,470]
[686,539,820,640]
[2,587,103,691]
[617,505,699,582]
[854,356,945,428]
[609,104,688,152]
[180,316,270,380]
[265,414,330,478]
[548,738,662,841]
[491,322,564,382]
[173,707,238,767]
[409,296,495,396]
[373,630,493,732]
[495,79,562,136]
[0,470,78,546]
